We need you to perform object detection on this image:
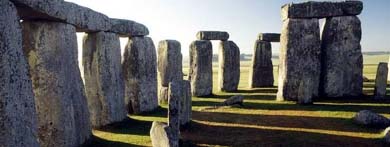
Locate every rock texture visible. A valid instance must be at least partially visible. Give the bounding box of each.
[0,1,39,146]
[353,110,389,128]
[249,40,274,88]
[168,81,180,146]
[110,18,149,37]
[158,40,183,87]
[320,16,363,98]
[277,18,321,103]
[189,40,213,96]
[196,31,229,41]
[281,1,363,20]
[218,41,240,92]
[82,32,127,128]
[179,80,192,126]
[150,121,178,147]
[223,95,244,106]
[123,37,158,114]
[258,33,280,42]
[22,21,91,147]
[374,63,388,99]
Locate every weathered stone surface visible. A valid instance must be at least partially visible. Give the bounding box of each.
[218,41,240,92]
[158,40,183,87]
[150,121,178,147]
[223,95,244,106]
[12,0,112,32]
[258,33,280,42]
[168,81,180,147]
[123,37,158,114]
[249,40,274,88]
[159,86,169,104]
[180,80,192,126]
[353,110,389,128]
[374,63,388,99]
[320,16,363,98]
[277,18,321,102]
[110,18,149,37]
[196,31,229,41]
[22,21,91,146]
[189,40,213,96]
[0,1,39,146]
[82,32,127,128]
[384,127,390,144]
[281,1,363,20]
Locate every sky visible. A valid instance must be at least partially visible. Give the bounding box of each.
[66,0,390,57]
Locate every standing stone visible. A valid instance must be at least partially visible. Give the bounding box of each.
[168,81,180,147]
[374,63,388,99]
[123,37,158,114]
[249,40,274,88]
[180,80,192,127]
[150,121,177,147]
[277,18,321,103]
[0,1,39,146]
[320,16,363,98]
[22,21,92,147]
[218,41,240,92]
[82,32,127,128]
[196,31,229,41]
[189,40,213,96]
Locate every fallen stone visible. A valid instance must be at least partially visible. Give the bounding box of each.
[159,86,169,104]
[363,76,369,82]
[277,18,321,102]
[123,37,158,114]
[22,21,91,146]
[150,121,178,147]
[168,81,181,146]
[82,32,127,128]
[189,40,213,96]
[384,127,390,144]
[353,110,389,128]
[258,33,280,42]
[218,41,240,92]
[110,18,149,37]
[249,40,273,88]
[0,1,39,146]
[281,1,363,20]
[223,95,244,106]
[320,16,363,98]
[196,31,229,41]
[374,62,388,99]
[180,80,192,127]
[158,40,183,87]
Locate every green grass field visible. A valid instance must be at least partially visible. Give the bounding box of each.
[86,55,390,147]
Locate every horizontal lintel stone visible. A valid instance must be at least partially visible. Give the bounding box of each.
[258,33,280,42]
[196,31,229,41]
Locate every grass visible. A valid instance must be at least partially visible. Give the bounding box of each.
[86,55,390,147]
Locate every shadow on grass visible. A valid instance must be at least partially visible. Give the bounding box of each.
[83,135,145,147]
[182,122,385,147]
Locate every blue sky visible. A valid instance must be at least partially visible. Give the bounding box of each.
[66,0,390,56]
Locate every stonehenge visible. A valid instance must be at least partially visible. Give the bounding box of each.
[219,41,240,92]
[374,63,388,99]
[249,33,280,88]
[82,32,127,128]
[189,40,213,96]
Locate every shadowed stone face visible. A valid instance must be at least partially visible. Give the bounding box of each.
[0,0,39,146]
[123,37,158,114]
[374,62,388,98]
[110,18,149,37]
[196,31,229,41]
[249,40,273,88]
[277,18,321,103]
[258,33,280,42]
[320,16,363,98]
[189,40,213,96]
[218,41,240,92]
[22,21,91,147]
[82,32,127,128]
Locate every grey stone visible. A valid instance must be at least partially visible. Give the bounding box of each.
[196,31,229,41]
[353,110,389,128]
[179,80,192,127]
[82,32,127,128]
[110,18,149,37]
[218,41,240,92]
[22,21,91,147]
[277,18,321,102]
[384,127,390,144]
[258,33,280,42]
[249,40,274,88]
[223,95,244,106]
[0,1,39,146]
[374,62,388,99]
[320,16,363,98]
[158,40,183,87]
[159,86,169,104]
[168,81,180,146]
[122,37,158,114]
[150,121,178,147]
[281,1,363,20]
[189,40,213,96]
